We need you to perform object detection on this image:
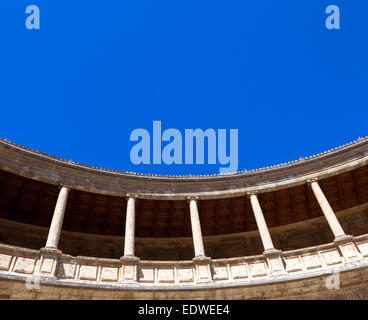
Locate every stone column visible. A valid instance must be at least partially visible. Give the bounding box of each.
[308,178,346,239]
[45,185,70,249]
[123,194,137,257]
[308,178,362,262]
[248,191,285,275]
[188,197,206,258]
[187,197,211,283]
[120,194,139,283]
[248,191,275,252]
[39,185,70,279]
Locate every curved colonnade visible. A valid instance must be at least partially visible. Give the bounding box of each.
[0,137,367,299]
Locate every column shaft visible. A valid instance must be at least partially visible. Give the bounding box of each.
[189,198,206,257]
[45,186,69,249]
[310,180,346,238]
[124,196,136,257]
[249,193,275,252]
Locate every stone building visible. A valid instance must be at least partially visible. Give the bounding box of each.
[0,137,368,299]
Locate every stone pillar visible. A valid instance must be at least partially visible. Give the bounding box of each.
[308,178,346,239]
[120,194,139,283]
[39,184,70,279]
[123,194,137,257]
[308,178,362,262]
[187,197,211,283]
[248,191,285,275]
[188,197,206,258]
[248,191,275,252]
[45,185,70,249]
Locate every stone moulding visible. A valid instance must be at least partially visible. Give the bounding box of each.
[1,234,368,291]
[0,138,367,200]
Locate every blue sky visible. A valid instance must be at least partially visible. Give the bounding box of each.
[0,1,367,175]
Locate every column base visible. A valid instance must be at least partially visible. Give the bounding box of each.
[193,256,212,283]
[263,248,281,255]
[334,234,354,244]
[263,249,286,275]
[40,247,62,255]
[193,255,210,262]
[120,255,140,284]
[334,235,363,263]
[36,247,62,279]
[120,255,139,261]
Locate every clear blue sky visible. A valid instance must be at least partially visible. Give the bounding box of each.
[0,1,367,175]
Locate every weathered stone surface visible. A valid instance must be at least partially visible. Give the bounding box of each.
[250,262,268,277]
[139,268,155,283]
[357,242,368,257]
[339,243,360,260]
[322,250,342,265]
[1,235,368,299]
[212,266,228,280]
[230,264,248,279]
[4,262,368,299]
[302,254,322,269]
[158,268,174,283]
[101,267,118,282]
[13,257,36,274]
[177,268,194,282]
[57,262,77,279]
[285,257,303,272]
[40,258,55,274]
[197,264,210,280]
[266,257,284,273]
[79,266,98,281]
[0,254,12,271]
[122,264,137,282]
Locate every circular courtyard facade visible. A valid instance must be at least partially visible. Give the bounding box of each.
[0,137,368,299]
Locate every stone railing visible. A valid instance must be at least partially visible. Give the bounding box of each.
[1,234,368,289]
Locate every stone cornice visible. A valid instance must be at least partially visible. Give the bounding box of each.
[0,137,367,199]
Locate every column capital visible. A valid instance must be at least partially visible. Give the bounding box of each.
[246,191,258,198]
[307,177,319,185]
[59,184,72,191]
[126,194,138,201]
[186,196,199,203]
